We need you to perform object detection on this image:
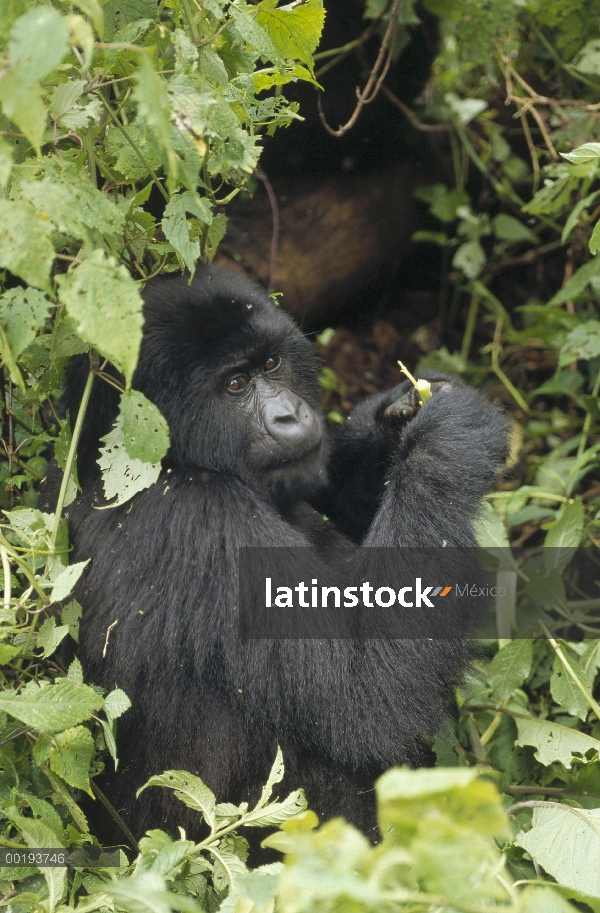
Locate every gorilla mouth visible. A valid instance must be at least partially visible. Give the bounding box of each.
[264,437,323,471]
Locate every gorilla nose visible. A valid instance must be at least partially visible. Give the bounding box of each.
[263,390,322,450]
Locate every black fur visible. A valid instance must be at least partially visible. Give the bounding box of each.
[41,267,508,842]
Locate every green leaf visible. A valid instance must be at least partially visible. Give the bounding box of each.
[561,142,600,163]
[119,390,170,463]
[414,184,469,223]
[105,871,205,913]
[98,418,162,507]
[561,190,600,244]
[138,770,217,830]
[549,256,600,306]
[20,171,125,242]
[8,5,69,85]
[37,617,70,659]
[254,745,284,811]
[257,0,325,75]
[104,687,131,722]
[445,93,487,125]
[544,499,583,572]
[515,717,600,768]
[473,500,510,548]
[243,789,307,828]
[452,238,486,278]
[0,287,51,359]
[67,656,83,683]
[61,601,82,644]
[550,652,590,721]
[492,213,535,243]
[49,724,95,794]
[0,136,14,189]
[520,885,589,913]
[162,191,213,276]
[50,560,90,602]
[6,816,67,911]
[488,640,533,700]
[0,681,103,733]
[517,804,600,899]
[230,5,282,65]
[0,199,55,291]
[559,322,600,365]
[58,250,144,386]
[572,41,600,77]
[0,74,47,152]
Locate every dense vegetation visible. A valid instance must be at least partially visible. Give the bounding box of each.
[3,0,600,910]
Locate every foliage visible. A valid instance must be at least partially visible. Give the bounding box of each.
[5,0,600,909]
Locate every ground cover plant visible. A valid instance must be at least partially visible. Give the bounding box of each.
[3,0,600,910]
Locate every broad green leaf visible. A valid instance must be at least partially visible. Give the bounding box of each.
[445,93,487,125]
[561,190,600,244]
[67,656,83,683]
[8,6,69,85]
[520,885,589,913]
[49,724,95,794]
[561,142,600,163]
[0,73,47,152]
[212,847,247,893]
[515,717,600,768]
[0,199,55,291]
[572,41,600,78]
[50,560,90,602]
[473,500,510,548]
[230,5,282,65]
[524,568,568,613]
[104,687,132,722]
[20,172,125,242]
[0,287,51,359]
[138,770,217,830]
[544,499,583,572]
[105,871,205,913]
[492,213,535,243]
[257,0,325,74]
[550,652,590,721]
[58,250,144,386]
[70,0,105,39]
[37,617,70,658]
[0,681,103,733]
[517,804,600,899]
[162,191,213,276]
[377,767,508,842]
[488,640,532,700]
[559,322,600,365]
[98,418,162,507]
[119,390,170,463]
[414,184,469,223]
[61,600,82,644]
[549,256,600,306]
[6,816,66,911]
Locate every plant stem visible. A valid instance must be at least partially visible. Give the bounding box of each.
[49,368,94,553]
[96,92,170,203]
[460,289,480,363]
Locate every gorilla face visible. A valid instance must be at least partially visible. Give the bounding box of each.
[133,269,329,502]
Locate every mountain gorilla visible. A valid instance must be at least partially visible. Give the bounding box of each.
[43,267,508,842]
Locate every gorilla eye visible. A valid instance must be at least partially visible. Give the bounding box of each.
[227,375,248,393]
[263,355,281,373]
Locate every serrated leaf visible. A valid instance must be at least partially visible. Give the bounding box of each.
[20,172,125,243]
[254,745,284,811]
[98,419,161,507]
[515,717,600,768]
[516,804,600,899]
[162,191,213,276]
[0,199,54,291]
[550,652,590,721]
[243,788,307,827]
[138,770,217,829]
[256,0,324,74]
[0,287,51,359]
[67,656,83,683]
[58,250,144,385]
[118,390,170,463]
[0,72,48,153]
[104,687,131,722]
[488,640,532,700]
[49,724,95,794]
[50,80,85,121]
[37,617,69,658]
[0,681,103,733]
[50,560,90,602]
[230,6,282,65]
[61,600,82,644]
